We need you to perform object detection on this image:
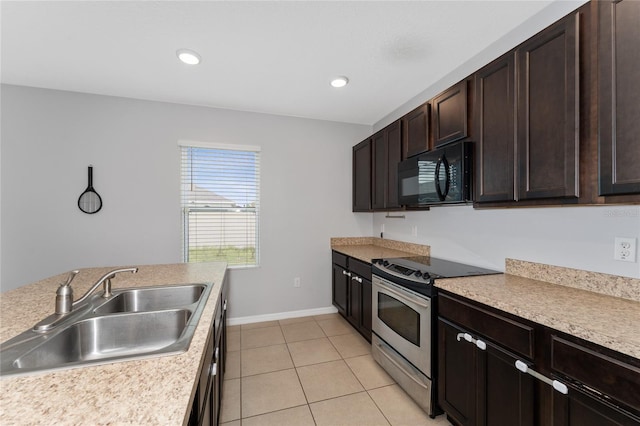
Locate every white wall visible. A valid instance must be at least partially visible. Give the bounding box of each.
[0,84,372,319]
[374,206,640,279]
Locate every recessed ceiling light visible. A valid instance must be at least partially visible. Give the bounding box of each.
[331,76,349,88]
[176,49,201,65]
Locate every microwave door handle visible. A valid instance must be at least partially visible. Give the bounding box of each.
[434,157,445,201]
[442,155,451,198]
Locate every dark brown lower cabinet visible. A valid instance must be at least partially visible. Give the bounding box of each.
[438,291,640,426]
[331,251,372,342]
[438,318,534,426]
[189,278,228,426]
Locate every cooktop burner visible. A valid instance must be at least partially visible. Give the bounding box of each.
[372,256,501,297]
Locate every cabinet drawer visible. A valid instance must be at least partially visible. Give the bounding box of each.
[439,293,534,359]
[349,258,372,280]
[332,251,348,269]
[551,335,640,413]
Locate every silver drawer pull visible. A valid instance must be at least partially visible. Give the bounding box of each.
[342,270,352,277]
[456,332,486,350]
[515,360,568,395]
[223,300,227,311]
[210,362,217,377]
[351,276,363,283]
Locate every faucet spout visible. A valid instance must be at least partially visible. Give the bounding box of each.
[72,267,138,307]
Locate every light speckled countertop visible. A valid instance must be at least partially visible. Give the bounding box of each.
[0,262,227,425]
[436,273,640,360]
[331,237,430,263]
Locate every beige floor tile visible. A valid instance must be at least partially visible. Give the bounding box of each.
[227,324,241,333]
[241,325,285,349]
[227,331,240,352]
[297,359,364,403]
[220,421,241,426]
[241,320,280,330]
[317,317,355,336]
[368,384,433,426]
[281,321,326,343]
[287,337,342,367]
[241,344,293,376]
[329,333,372,358]
[220,378,241,423]
[279,316,316,326]
[345,354,395,390]
[310,392,390,426]
[242,405,315,426]
[225,350,241,380]
[241,369,307,418]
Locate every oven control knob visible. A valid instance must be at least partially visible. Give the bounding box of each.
[414,271,422,278]
[383,261,390,266]
[422,272,431,280]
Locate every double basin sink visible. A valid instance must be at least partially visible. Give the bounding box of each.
[0,282,214,377]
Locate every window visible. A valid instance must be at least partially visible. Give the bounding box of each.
[179,141,260,267]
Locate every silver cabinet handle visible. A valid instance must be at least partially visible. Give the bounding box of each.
[214,347,219,361]
[223,300,227,311]
[456,332,487,350]
[515,360,568,395]
[342,270,352,277]
[351,276,363,283]
[210,362,217,377]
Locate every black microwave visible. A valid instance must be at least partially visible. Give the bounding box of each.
[398,141,472,207]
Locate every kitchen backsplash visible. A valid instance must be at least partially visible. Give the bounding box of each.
[506,258,640,303]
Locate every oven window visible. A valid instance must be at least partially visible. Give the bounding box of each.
[378,293,420,346]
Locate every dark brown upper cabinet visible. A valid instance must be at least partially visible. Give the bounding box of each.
[352,139,372,212]
[402,103,430,159]
[598,0,640,196]
[372,120,402,210]
[474,53,516,203]
[516,13,580,201]
[431,80,469,148]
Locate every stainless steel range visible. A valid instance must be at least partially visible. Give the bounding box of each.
[371,256,500,417]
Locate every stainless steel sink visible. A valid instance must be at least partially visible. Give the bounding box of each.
[0,282,214,377]
[94,284,206,314]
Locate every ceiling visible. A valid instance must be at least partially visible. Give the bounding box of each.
[2,1,571,125]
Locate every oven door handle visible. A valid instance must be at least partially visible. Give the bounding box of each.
[375,280,430,309]
[376,342,429,390]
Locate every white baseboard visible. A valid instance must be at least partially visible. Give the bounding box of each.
[227,306,338,326]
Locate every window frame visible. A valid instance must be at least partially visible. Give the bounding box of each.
[178,140,261,269]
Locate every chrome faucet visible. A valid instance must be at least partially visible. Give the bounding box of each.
[34,267,138,332]
[54,267,139,315]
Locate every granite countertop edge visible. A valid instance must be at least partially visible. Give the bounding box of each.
[435,273,640,360]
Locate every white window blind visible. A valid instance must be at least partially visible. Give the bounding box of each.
[180,142,260,267]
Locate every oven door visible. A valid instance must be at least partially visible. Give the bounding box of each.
[372,275,431,378]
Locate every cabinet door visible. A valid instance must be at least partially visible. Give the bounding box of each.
[598,0,640,196]
[332,263,349,316]
[475,53,516,203]
[402,103,430,159]
[481,342,535,426]
[360,277,372,342]
[432,80,469,147]
[438,318,479,426]
[372,121,402,210]
[386,121,402,209]
[372,130,387,210]
[353,139,372,211]
[516,13,580,200]
[347,276,361,329]
[552,387,640,426]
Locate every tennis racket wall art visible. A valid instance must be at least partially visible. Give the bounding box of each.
[78,165,103,214]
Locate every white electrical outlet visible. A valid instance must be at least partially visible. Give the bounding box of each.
[294,277,301,288]
[614,237,637,262]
